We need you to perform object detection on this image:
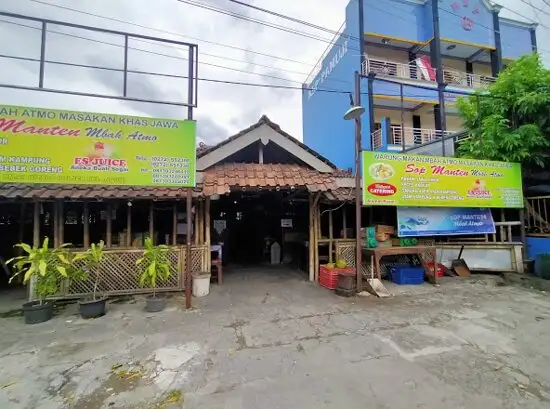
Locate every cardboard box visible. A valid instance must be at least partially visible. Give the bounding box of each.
[375,224,395,235]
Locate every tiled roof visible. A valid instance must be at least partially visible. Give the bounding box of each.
[0,184,197,200]
[324,187,356,202]
[202,163,337,196]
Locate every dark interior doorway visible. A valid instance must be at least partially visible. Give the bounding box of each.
[210,190,309,271]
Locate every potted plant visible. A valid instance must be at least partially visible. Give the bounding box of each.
[76,240,107,319]
[7,237,71,324]
[136,237,171,312]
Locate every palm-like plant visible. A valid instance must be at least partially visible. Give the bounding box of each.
[7,237,71,304]
[136,237,171,298]
[75,240,105,300]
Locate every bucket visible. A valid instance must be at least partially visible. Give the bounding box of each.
[192,272,211,297]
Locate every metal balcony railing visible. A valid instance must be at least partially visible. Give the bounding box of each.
[362,58,435,82]
[362,57,497,90]
[371,127,456,151]
[442,69,496,89]
[371,128,383,150]
[392,127,454,146]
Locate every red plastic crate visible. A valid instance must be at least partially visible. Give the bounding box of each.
[319,266,356,290]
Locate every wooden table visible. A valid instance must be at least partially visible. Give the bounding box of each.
[362,246,438,284]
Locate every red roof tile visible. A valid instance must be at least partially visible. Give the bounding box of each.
[202,163,337,196]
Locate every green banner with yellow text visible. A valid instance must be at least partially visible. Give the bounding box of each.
[0,104,196,187]
[362,151,523,208]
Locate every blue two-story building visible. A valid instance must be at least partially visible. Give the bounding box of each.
[302,0,537,170]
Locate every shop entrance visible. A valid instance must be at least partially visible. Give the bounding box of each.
[210,190,310,276]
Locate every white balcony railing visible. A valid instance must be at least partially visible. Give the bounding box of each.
[363,57,496,90]
[442,69,496,89]
[392,127,454,146]
[371,127,455,150]
[371,128,383,150]
[363,58,435,82]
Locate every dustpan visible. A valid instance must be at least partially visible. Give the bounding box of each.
[365,256,391,298]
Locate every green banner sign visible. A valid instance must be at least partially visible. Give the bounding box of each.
[362,151,523,208]
[0,104,196,187]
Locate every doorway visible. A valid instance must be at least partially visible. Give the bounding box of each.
[210,190,310,273]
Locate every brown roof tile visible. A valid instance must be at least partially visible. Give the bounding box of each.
[202,163,337,196]
[0,184,198,200]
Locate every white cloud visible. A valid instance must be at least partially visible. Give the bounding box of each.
[0,0,547,144]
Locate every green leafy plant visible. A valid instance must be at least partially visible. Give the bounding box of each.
[6,237,71,304]
[76,241,105,300]
[136,237,171,298]
[456,53,550,167]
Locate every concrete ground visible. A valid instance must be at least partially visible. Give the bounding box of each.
[1,266,550,409]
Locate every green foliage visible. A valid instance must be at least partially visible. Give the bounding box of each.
[456,53,550,166]
[6,237,72,304]
[136,238,171,297]
[76,241,105,300]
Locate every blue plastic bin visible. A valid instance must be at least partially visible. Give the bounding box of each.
[389,264,425,285]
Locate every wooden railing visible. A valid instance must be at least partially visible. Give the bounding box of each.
[525,196,550,235]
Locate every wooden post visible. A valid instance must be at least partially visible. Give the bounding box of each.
[33,201,40,247]
[172,203,178,246]
[58,201,64,245]
[194,201,199,245]
[53,201,59,248]
[149,201,154,245]
[500,209,506,242]
[342,206,347,239]
[313,199,320,281]
[312,193,321,282]
[205,197,211,270]
[106,202,112,247]
[126,202,132,247]
[83,202,90,249]
[308,194,315,282]
[328,209,334,263]
[199,200,205,244]
[185,189,192,309]
[18,203,26,244]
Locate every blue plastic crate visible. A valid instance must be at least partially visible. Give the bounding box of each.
[389,264,425,285]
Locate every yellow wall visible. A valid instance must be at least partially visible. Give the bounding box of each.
[442,58,493,77]
[367,45,410,64]
[374,107,463,133]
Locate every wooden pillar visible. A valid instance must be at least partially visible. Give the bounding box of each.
[126,202,132,247]
[342,206,347,239]
[194,201,200,245]
[53,201,59,248]
[500,209,506,242]
[149,201,154,245]
[172,203,178,246]
[33,201,40,246]
[83,202,90,249]
[313,195,320,282]
[106,202,112,247]
[199,200,205,244]
[308,194,315,282]
[58,201,64,245]
[18,203,26,244]
[328,209,334,263]
[205,197,211,270]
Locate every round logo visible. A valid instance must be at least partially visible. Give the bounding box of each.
[368,183,397,197]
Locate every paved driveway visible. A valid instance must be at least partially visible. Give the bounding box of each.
[1,267,550,408]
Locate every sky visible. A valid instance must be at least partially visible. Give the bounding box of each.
[0,0,548,145]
